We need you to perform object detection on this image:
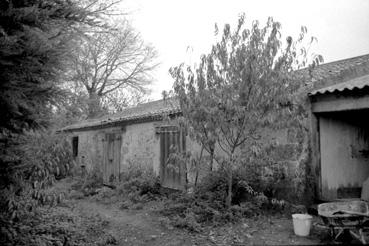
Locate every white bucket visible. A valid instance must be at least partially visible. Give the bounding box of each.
[292,214,313,236]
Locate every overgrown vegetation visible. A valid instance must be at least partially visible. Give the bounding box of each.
[0,197,118,246]
[158,163,308,232]
[168,13,321,209]
[71,161,163,209]
[0,131,77,245]
[1,1,322,243]
[0,1,131,245]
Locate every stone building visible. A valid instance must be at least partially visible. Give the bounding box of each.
[62,54,369,200]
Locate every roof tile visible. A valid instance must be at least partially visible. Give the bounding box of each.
[62,98,180,131]
[63,54,369,131]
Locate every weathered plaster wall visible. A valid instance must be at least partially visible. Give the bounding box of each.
[121,122,160,174]
[70,126,121,172]
[70,122,164,177]
[182,124,306,189]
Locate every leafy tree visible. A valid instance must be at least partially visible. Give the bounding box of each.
[170,14,322,208]
[0,0,125,213]
[68,21,157,118]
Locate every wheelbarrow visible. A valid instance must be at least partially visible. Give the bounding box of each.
[317,200,369,244]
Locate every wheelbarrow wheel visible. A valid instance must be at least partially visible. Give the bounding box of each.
[349,229,367,244]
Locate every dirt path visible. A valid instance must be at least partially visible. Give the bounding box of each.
[72,198,211,246]
[68,197,327,246]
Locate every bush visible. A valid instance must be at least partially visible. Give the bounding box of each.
[0,130,78,245]
[117,161,161,200]
[88,160,162,207]
[172,211,202,232]
[1,131,75,220]
[81,166,104,196]
[159,167,292,231]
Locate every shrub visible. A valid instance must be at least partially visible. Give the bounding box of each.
[172,211,202,232]
[81,166,104,196]
[0,130,77,245]
[117,160,161,199]
[86,160,163,207]
[1,130,75,220]
[159,166,292,231]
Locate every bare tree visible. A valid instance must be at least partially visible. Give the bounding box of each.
[69,21,157,117]
[101,88,149,113]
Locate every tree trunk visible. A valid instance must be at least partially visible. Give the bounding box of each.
[194,146,204,187]
[209,147,214,172]
[87,91,103,118]
[226,155,234,209]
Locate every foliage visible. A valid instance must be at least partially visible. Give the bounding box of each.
[89,161,161,207]
[159,168,288,231]
[0,0,122,205]
[0,1,151,244]
[70,164,104,197]
[0,0,109,135]
[0,202,111,246]
[67,20,158,118]
[169,14,322,208]
[158,153,317,232]
[117,161,161,204]
[0,131,76,245]
[0,131,74,220]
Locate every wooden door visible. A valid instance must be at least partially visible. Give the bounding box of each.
[319,115,369,200]
[159,126,186,190]
[103,133,121,183]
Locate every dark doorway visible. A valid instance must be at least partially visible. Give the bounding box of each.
[72,136,78,158]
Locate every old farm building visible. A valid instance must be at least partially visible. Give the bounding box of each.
[62,98,190,190]
[63,54,369,200]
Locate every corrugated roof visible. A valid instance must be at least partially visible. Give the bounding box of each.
[309,74,369,96]
[61,98,180,131]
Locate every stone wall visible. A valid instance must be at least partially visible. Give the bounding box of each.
[121,122,160,174]
[69,122,161,177]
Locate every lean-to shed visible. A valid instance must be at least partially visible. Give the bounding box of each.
[309,74,369,201]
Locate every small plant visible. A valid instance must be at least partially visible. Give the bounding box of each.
[81,165,104,196]
[87,160,162,208]
[172,211,202,232]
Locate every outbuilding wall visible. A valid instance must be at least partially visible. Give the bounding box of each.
[70,122,162,176]
[70,121,204,183]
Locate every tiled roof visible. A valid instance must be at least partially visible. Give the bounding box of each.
[297,54,369,84]
[62,54,369,131]
[309,74,369,96]
[61,98,180,131]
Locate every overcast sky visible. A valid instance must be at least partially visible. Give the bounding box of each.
[123,0,369,100]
